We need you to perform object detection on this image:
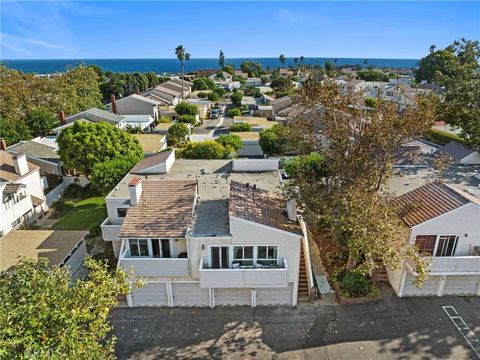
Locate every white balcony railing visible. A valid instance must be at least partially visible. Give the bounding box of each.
[198,257,289,288]
[430,256,480,275]
[100,218,122,241]
[118,246,189,277]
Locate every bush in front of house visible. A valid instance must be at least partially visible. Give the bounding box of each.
[179,140,231,159]
[197,91,207,98]
[177,115,197,125]
[174,101,198,116]
[426,129,465,146]
[213,87,227,97]
[167,123,189,146]
[230,122,252,132]
[227,108,242,117]
[215,134,243,151]
[207,92,220,102]
[340,271,379,298]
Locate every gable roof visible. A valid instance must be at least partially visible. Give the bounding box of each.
[154,85,182,97]
[130,151,173,174]
[394,181,473,227]
[0,150,39,182]
[119,180,197,238]
[229,181,302,235]
[121,94,161,106]
[170,78,193,87]
[66,107,125,125]
[440,141,476,162]
[8,141,61,164]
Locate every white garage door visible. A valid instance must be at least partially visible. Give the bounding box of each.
[403,275,440,296]
[443,275,480,296]
[172,283,210,307]
[256,283,293,306]
[131,282,168,306]
[215,288,251,306]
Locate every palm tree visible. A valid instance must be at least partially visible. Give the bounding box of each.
[279,54,286,67]
[219,50,225,69]
[299,56,304,63]
[175,45,190,100]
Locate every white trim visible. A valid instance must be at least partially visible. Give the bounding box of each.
[251,289,256,307]
[410,203,475,230]
[437,275,447,296]
[231,216,303,238]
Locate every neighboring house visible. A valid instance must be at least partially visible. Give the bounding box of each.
[209,71,233,82]
[53,108,127,134]
[234,70,248,79]
[101,158,314,307]
[388,76,414,86]
[439,141,480,165]
[129,150,175,174]
[241,96,257,111]
[279,68,294,78]
[0,230,87,280]
[271,96,293,121]
[218,80,241,91]
[394,145,432,168]
[122,115,155,131]
[233,116,275,132]
[146,85,182,106]
[387,181,480,297]
[6,140,64,176]
[113,94,162,119]
[255,105,273,120]
[186,99,211,120]
[246,77,262,87]
[0,151,47,237]
[132,134,167,156]
[170,78,193,96]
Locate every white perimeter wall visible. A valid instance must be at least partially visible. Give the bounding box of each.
[232,159,279,172]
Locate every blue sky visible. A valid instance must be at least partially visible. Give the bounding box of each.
[1,1,479,60]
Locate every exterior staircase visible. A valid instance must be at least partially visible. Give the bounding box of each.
[371,260,389,283]
[298,242,310,301]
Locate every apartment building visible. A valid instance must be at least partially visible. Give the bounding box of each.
[101,157,313,307]
[0,151,47,237]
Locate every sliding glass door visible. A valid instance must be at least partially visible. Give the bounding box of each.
[211,246,229,269]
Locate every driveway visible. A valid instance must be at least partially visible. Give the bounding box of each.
[111,296,480,359]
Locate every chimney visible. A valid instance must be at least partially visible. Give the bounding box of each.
[286,199,297,221]
[12,153,29,176]
[58,110,65,125]
[110,94,117,114]
[128,177,142,205]
[0,138,6,151]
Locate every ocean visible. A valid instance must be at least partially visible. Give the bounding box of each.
[0,57,419,74]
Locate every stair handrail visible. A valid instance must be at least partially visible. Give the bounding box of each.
[298,217,316,299]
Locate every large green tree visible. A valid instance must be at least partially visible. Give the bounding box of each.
[26,107,59,137]
[0,257,131,359]
[259,124,290,157]
[0,117,31,146]
[57,121,143,177]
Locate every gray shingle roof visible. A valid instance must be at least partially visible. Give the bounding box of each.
[8,141,60,164]
[66,107,125,125]
[440,141,476,162]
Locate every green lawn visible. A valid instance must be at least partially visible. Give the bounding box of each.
[52,197,107,230]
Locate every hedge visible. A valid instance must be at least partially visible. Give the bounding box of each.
[425,129,465,146]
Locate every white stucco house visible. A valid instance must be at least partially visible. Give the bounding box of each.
[101,158,314,307]
[387,181,480,297]
[0,151,47,237]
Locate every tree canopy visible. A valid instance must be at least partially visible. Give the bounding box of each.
[230,92,243,107]
[174,101,198,116]
[179,140,231,159]
[26,107,59,137]
[215,134,243,151]
[259,124,290,157]
[57,121,143,177]
[0,257,130,359]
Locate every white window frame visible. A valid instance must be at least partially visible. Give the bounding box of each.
[128,238,151,257]
[256,245,279,266]
[415,234,460,257]
[233,246,254,266]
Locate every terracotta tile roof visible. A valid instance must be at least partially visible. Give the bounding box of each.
[0,151,39,182]
[119,180,197,238]
[130,151,173,174]
[229,181,302,235]
[394,181,472,227]
[440,141,475,162]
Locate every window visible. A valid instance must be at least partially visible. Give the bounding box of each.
[436,235,458,257]
[415,235,436,255]
[117,208,128,218]
[129,239,149,257]
[233,246,254,266]
[257,246,278,266]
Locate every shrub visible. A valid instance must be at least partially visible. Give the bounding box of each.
[179,140,230,159]
[168,123,189,145]
[51,200,75,216]
[177,115,197,125]
[197,91,207,98]
[230,92,243,107]
[193,77,216,90]
[88,220,103,238]
[227,108,242,117]
[341,271,379,298]
[216,134,243,151]
[62,183,84,199]
[158,116,171,123]
[213,87,227,97]
[357,69,389,82]
[230,122,252,132]
[174,101,198,116]
[207,92,220,102]
[365,97,380,108]
[426,129,465,146]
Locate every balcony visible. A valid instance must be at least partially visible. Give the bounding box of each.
[198,257,288,288]
[100,218,121,241]
[430,256,480,275]
[118,246,189,277]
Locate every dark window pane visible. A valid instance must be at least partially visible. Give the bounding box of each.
[244,246,253,258]
[152,239,160,258]
[258,246,267,258]
[234,247,243,259]
[129,239,139,256]
[139,239,149,256]
[211,247,220,269]
[221,247,229,268]
[117,208,127,218]
[161,239,171,258]
[415,235,436,255]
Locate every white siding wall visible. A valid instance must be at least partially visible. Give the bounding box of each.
[105,198,130,225]
[115,97,158,116]
[410,203,480,256]
[461,152,480,165]
[232,159,279,172]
